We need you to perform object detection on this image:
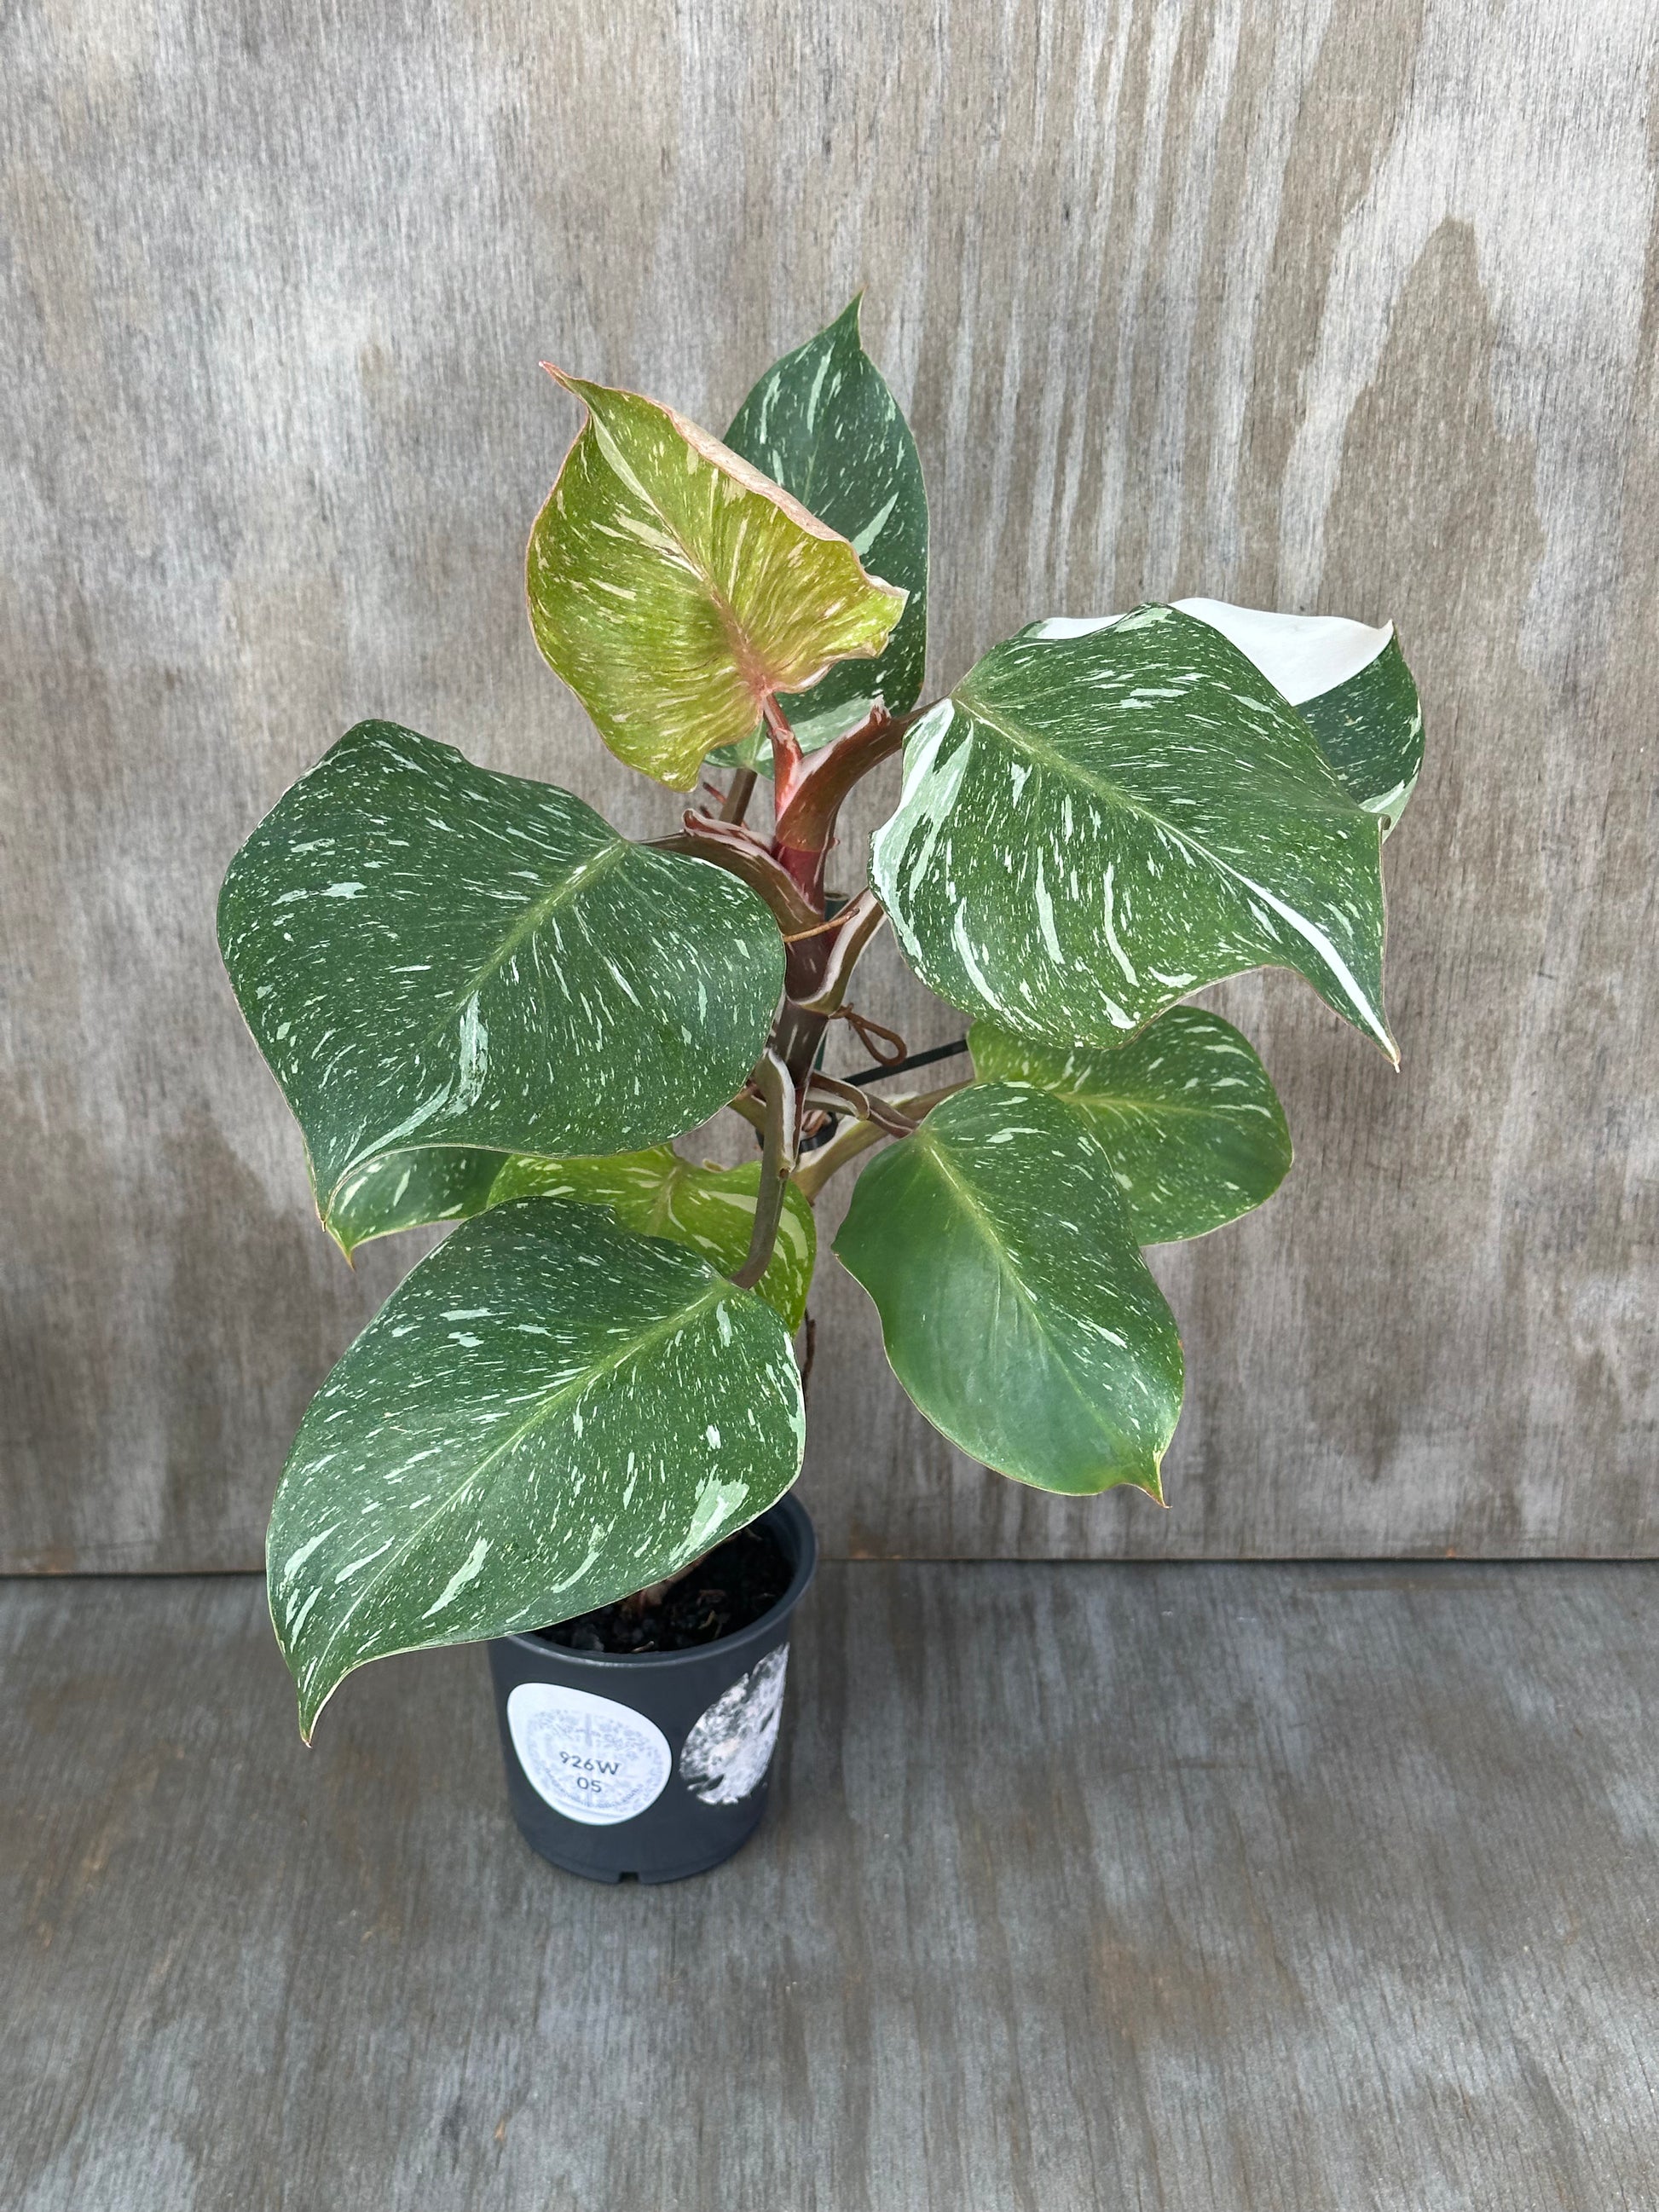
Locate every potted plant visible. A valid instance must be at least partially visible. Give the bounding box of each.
[219,298,1422,1882]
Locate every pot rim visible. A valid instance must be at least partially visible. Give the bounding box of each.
[494,1489,817,1675]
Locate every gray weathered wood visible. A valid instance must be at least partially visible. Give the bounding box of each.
[2,0,1655,1566]
[3,1564,1657,2208]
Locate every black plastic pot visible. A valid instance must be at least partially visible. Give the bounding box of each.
[487,1493,817,1883]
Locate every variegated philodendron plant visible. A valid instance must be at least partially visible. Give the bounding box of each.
[220,300,1423,1740]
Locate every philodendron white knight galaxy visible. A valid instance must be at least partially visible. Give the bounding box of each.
[219,297,1424,1741]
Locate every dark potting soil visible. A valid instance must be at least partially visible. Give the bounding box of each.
[534,1521,792,1655]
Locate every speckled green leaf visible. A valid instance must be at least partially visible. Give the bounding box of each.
[714,297,928,771]
[488,1147,816,1330]
[871,605,1393,1060]
[833,1084,1183,1497]
[968,1007,1292,1244]
[527,373,906,791]
[268,1198,804,1741]
[328,1146,506,1256]
[217,722,784,1252]
[1176,598,1423,835]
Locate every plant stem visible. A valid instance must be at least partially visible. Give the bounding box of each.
[762,697,807,810]
[793,887,887,1014]
[732,1050,797,1290]
[789,1079,968,1201]
[772,705,922,869]
[725,1089,767,1137]
[621,1544,716,1616]
[654,814,821,937]
[790,1114,887,1201]
[719,767,756,824]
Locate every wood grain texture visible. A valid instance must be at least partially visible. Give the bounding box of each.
[4,1564,1657,2208]
[2,0,1654,1566]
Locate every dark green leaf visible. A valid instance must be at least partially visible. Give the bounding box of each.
[217,722,784,1250]
[871,606,1393,1060]
[833,1084,1183,1497]
[268,1198,805,1741]
[969,1006,1292,1244]
[328,1146,505,1256]
[1175,598,1423,834]
[717,297,928,769]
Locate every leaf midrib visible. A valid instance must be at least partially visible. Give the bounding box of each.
[433,835,630,1037]
[942,682,1386,1041]
[321,837,633,1216]
[911,1127,1152,1462]
[587,416,776,713]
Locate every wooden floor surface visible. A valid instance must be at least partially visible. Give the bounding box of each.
[3,1563,1656,2209]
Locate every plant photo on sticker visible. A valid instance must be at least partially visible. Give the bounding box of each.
[218,296,1423,1874]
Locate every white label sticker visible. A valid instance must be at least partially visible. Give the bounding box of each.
[506,1681,672,1827]
[679,1646,789,1806]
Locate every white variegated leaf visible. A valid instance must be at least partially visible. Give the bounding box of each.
[267,1199,805,1741]
[871,606,1394,1060]
[217,722,784,1250]
[1174,598,1424,834]
[715,297,929,770]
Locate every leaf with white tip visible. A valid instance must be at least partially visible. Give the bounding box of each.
[968,1006,1292,1244]
[871,605,1394,1060]
[267,1198,804,1741]
[715,297,928,770]
[833,1084,1183,1496]
[217,723,784,1254]
[527,373,906,790]
[1176,598,1423,834]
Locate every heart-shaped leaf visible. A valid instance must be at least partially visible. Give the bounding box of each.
[489,1148,816,1330]
[267,1198,805,1741]
[715,297,928,770]
[1175,598,1422,834]
[217,722,783,1250]
[527,373,906,790]
[969,1006,1292,1244]
[870,605,1393,1060]
[833,1084,1183,1496]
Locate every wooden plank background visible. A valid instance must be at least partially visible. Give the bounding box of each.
[7,1564,1658,2205]
[3,0,1654,1569]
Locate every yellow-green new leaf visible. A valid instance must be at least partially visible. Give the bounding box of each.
[489,1147,816,1330]
[527,373,906,790]
[322,1141,817,1328]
